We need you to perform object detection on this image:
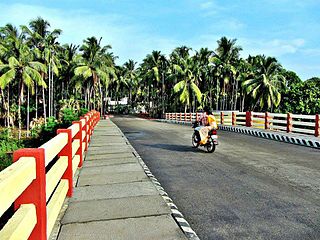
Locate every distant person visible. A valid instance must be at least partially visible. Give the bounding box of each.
[199,106,217,144]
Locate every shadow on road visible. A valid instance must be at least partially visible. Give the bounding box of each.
[142,143,206,153]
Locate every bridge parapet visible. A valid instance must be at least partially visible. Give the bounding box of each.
[165,111,320,137]
[0,110,100,240]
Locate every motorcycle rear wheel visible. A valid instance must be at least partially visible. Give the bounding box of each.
[206,138,216,153]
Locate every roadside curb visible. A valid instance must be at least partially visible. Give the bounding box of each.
[157,119,320,150]
[112,121,200,240]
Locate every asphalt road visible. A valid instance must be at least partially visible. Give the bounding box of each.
[112,116,320,240]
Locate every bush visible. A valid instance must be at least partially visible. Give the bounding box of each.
[0,108,88,170]
[0,128,24,170]
[60,108,78,128]
[37,117,60,144]
[79,108,89,117]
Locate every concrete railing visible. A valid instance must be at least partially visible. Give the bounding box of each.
[165,111,320,137]
[0,110,100,240]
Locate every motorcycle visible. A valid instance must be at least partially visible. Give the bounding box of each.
[192,121,218,153]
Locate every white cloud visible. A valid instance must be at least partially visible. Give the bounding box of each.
[301,49,320,57]
[200,1,213,9]
[0,3,180,64]
[239,38,305,57]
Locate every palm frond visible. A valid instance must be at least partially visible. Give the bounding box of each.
[0,69,16,89]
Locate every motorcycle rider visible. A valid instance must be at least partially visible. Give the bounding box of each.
[199,106,218,144]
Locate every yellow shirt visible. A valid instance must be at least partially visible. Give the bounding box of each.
[208,115,217,129]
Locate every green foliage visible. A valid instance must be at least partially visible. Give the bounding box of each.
[60,108,78,127]
[280,77,320,114]
[0,128,24,170]
[79,108,89,117]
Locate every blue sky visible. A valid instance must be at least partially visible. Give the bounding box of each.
[0,0,319,80]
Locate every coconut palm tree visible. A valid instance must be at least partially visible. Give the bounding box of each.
[22,17,62,120]
[171,55,202,112]
[74,36,115,113]
[123,59,137,108]
[59,44,79,100]
[211,37,242,110]
[0,29,46,138]
[242,55,285,111]
[193,48,213,109]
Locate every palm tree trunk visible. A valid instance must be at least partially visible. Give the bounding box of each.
[35,83,38,119]
[62,82,64,100]
[42,86,47,124]
[241,92,245,112]
[18,81,24,140]
[52,73,54,117]
[234,80,239,110]
[105,85,109,113]
[27,88,30,137]
[85,86,87,109]
[0,88,6,127]
[7,85,10,128]
[51,71,53,117]
[162,73,165,115]
[231,81,235,110]
[93,86,95,110]
[48,63,51,118]
[98,79,103,115]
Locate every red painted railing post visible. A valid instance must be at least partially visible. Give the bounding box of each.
[72,121,83,167]
[57,128,73,197]
[13,148,47,240]
[196,112,199,122]
[246,111,253,127]
[315,114,319,137]
[220,112,224,125]
[175,113,177,121]
[287,113,293,133]
[265,112,270,130]
[232,112,236,126]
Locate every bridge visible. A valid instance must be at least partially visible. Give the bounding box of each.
[0,111,319,239]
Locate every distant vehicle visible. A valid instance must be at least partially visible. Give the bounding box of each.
[192,121,218,153]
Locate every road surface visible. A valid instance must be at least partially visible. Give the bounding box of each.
[112,116,320,240]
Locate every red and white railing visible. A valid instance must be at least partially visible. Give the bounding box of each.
[165,111,320,137]
[0,110,100,240]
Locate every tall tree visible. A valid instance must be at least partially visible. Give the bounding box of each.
[0,27,46,138]
[242,55,285,111]
[211,37,242,110]
[74,36,115,113]
[171,54,202,112]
